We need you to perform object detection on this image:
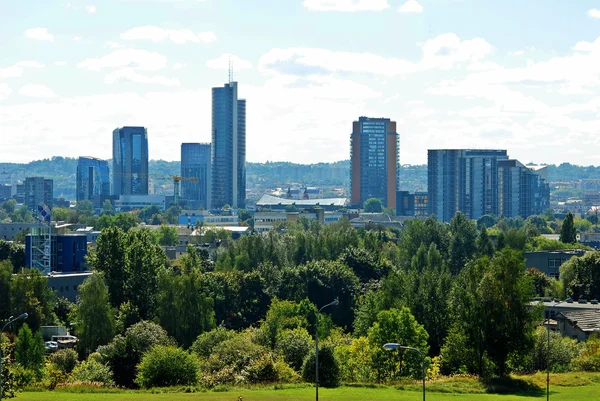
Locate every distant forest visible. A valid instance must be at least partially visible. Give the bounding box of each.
[1,157,599,201]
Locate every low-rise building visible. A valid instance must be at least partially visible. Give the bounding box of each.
[0,222,44,241]
[47,272,93,302]
[114,194,167,212]
[579,232,600,250]
[254,210,344,233]
[25,224,88,273]
[557,310,600,341]
[178,210,240,227]
[256,194,346,211]
[524,250,586,278]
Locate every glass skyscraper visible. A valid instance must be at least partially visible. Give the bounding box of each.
[112,127,149,196]
[181,143,211,210]
[76,156,110,207]
[350,117,399,208]
[211,81,246,209]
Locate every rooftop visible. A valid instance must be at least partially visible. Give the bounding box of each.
[559,310,600,332]
[257,194,346,207]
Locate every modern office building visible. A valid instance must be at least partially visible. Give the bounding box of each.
[211,81,246,209]
[427,149,508,222]
[181,143,212,209]
[350,117,399,208]
[76,156,110,208]
[25,224,88,273]
[498,160,550,218]
[112,126,149,196]
[24,177,53,211]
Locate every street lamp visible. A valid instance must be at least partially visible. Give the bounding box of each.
[546,300,561,401]
[383,343,426,401]
[315,300,338,401]
[1,313,28,401]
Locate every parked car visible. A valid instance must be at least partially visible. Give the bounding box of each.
[45,341,58,353]
[51,334,78,349]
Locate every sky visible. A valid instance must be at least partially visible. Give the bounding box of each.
[1,0,600,166]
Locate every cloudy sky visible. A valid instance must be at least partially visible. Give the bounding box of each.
[1,0,600,165]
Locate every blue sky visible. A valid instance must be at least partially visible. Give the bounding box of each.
[1,0,600,165]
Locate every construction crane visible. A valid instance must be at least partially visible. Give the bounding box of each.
[173,175,198,206]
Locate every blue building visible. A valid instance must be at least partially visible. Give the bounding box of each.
[112,127,149,196]
[211,81,246,209]
[76,156,110,208]
[181,143,212,209]
[25,224,88,273]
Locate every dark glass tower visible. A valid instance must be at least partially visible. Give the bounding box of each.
[211,81,246,209]
[181,143,211,209]
[76,157,110,207]
[112,127,149,196]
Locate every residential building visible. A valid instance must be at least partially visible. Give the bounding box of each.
[427,149,508,222]
[25,224,88,273]
[76,156,110,208]
[396,191,414,216]
[498,160,550,218]
[414,191,428,218]
[350,117,399,208]
[24,177,53,211]
[524,249,586,278]
[112,126,149,196]
[211,81,246,209]
[181,143,212,209]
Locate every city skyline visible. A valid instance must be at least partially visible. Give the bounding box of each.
[1,1,600,165]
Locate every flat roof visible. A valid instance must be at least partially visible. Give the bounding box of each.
[257,194,346,207]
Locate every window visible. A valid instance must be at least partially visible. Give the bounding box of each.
[58,243,63,251]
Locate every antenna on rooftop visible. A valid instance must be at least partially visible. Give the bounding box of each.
[228,55,233,83]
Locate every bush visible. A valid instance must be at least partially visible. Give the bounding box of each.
[69,359,115,387]
[275,328,313,371]
[190,326,235,358]
[574,334,600,372]
[15,324,45,372]
[301,345,341,388]
[1,334,19,398]
[135,346,200,388]
[49,349,79,374]
[242,353,278,384]
[11,365,37,388]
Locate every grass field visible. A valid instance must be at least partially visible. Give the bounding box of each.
[16,373,600,401]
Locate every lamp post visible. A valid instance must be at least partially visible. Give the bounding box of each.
[383,343,426,401]
[315,300,338,401]
[1,313,28,401]
[546,301,561,401]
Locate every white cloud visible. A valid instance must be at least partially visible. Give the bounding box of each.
[104,69,180,87]
[19,84,57,98]
[105,41,125,49]
[172,63,188,70]
[588,9,600,19]
[54,61,68,67]
[508,50,525,56]
[398,0,423,13]
[86,5,97,14]
[121,26,217,44]
[0,61,45,79]
[303,0,389,12]
[206,54,252,70]
[78,49,168,72]
[0,83,11,101]
[24,28,54,42]
[73,36,82,42]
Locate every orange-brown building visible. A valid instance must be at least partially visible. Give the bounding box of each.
[350,117,399,208]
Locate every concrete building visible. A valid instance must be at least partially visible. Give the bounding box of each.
[414,192,428,218]
[557,310,600,341]
[76,156,110,208]
[396,191,415,216]
[350,117,399,208]
[112,126,149,196]
[25,224,88,273]
[181,143,211,209]
[24,177,53,211]
[211,81,246,209]
[114,194,167,212]
[254,210,344,233]
[0,222,44,241]
[524,249,586,278]
[178,210,239,227]
[498,160,550,218]
[47,272,93,302]
[256,194,347,211]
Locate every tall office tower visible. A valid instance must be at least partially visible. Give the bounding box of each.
[427,149,508,222]
[181,143,212,210]
[350,116,399,208]
[24,177,53,211]
[498,160,550,218]
[112,127,149,196]
[211,81,246,209]
[76,156,110,207]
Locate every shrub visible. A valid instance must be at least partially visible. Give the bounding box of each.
[574,334,600,372]
[190,326,235,358]
[301,345,341,388]
[49,349,79,374]
[135,346,200,388]
[10,365,37,388]
[242,353,278,384]
[1,334,18,398]
[275,328,313,371]
[69,359,115,387]
[15,324,45,372]
[41,363,67,390]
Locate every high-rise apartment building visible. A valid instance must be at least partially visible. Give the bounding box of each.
[181,143,212,210]
[428,149,549,222]
[350,117,399,208]
[76,156,110,207]
[112,127,149,196]
[211,81,246,209]
[24,177,53,211]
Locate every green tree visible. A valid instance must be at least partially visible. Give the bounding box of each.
[448,212,478,275]
[560,251,600,300]
[0,260,12,319]
[276,327,313,371]
[363,198,383,213]
[476,226,494,257]
[101,199,115,216]
[73,273,115,356]
[75,200,94,217]
[10,269,56,332]
[154,225,179,246]
[525,268,552,297]
[1,333,17,399]
[560,212,577,244]
[87,227,127,307]
[135,346,199,388]
[15,323,46,372]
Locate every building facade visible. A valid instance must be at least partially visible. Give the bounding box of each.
[76,156,110,208]
[211,81,246,209]
[350,117,399,208]
[181,143,212,209]
[25,224,88,273]
[112,127,149,196]
[24,177,53,211]
[427,149,508,222]
[498,160,550,218]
